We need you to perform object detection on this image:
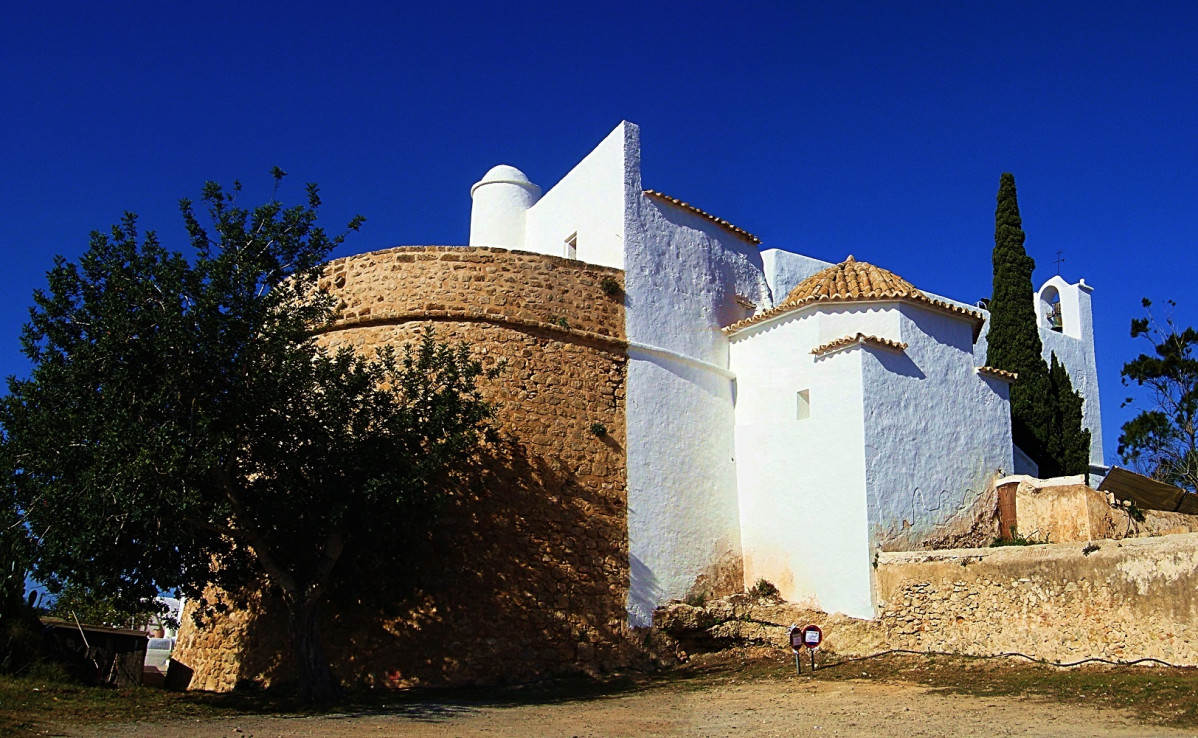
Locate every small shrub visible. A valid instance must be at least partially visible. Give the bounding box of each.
[600,276,623,297]
[990,526,1046,547]
[1128,502,1146,522]
[748,578,779,599]
[684,591,707,608]
[556,317,570,329]
[590,422,607,437]
[1082,542,1100,556]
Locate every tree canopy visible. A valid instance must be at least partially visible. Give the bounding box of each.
[1119,299,1198,492]
[0,172,496,701]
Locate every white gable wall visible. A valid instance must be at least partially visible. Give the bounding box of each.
[862,305,1014,551]
[522,123,631,270]
[730,312,874,619]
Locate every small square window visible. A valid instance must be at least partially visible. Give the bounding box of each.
[565,233,578,260]
[796,389,810,420]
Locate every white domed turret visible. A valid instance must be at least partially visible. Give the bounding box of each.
[469,165,541,250]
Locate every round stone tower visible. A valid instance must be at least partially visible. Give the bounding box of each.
[469,165,541,250]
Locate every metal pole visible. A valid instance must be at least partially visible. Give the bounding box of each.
[810,649,816,671]
[794,651,801,673]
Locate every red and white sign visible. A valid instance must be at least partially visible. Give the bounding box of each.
[801,624,823,649]
[788,626,804,652]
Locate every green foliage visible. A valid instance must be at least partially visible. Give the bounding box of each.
[985,173,1090,475]
[45,583,169,630]
[1042,353,1091,477]
[600,276,623,297]
[747,578,779,599]
[990,526,1046,547]
[986,173,1054,466]
[0,174,495,702]
[1119,299,1198,493]
[1127,502,1146,522]
[0,466,42,676]
[589,422,607,437]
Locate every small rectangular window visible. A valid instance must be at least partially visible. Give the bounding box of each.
[565,233,578,260]
[796,389,810,420]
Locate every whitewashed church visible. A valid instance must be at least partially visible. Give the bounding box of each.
[467,122,1103,625]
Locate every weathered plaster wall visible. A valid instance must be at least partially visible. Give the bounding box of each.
[864,305,1013,551]
[1005,476,1122,543]
[173,246,637,691]
[873,534,1198,665]
[730,310,872,619]
[620,125,772,626]
[523,123,630,270]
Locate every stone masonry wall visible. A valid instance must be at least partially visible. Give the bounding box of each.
[658,532,1198,668]
[173,246,636,691]
[873,532,1198,665]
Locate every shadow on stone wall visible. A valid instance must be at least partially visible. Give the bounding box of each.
[224,436,638,690]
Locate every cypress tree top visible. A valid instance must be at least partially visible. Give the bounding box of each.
[987,173,1054,463]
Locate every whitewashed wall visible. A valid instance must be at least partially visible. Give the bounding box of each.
[522,124,630,270]
[760,249,833,307]
[730,310,875,619]
[621,124,772,626]
[862,305,1014,550]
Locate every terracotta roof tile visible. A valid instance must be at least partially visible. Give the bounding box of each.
[724,256,986,338]
[977,365,1018,382]
[811,333,908,357]
[643,190,762,245]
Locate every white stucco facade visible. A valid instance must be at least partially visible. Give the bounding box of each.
[729,310,873,618]
[465,121,1104,624]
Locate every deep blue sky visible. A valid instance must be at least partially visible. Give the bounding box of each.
[2,2,1195,464]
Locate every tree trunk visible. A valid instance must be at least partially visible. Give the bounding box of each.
[291,597,341,703]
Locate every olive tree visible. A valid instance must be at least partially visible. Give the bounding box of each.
[1,172,494,701]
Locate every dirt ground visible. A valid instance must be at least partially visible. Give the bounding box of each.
[59,676,1195,737]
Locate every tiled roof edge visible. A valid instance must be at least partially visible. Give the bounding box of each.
[724,293,985,336]
[643,190,762,245]
[977,365,1018,382]
[811,333,908,357]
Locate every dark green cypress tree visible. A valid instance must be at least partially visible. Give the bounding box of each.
[986,173,1054,467]
[1046,353,1092,476]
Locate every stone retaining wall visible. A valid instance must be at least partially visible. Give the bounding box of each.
[658,532,1198,667]
[873,532,1198,664]
[173,246,637,691]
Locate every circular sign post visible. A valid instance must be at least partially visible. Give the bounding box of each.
[787,625,803,673]
[802,625,823,670]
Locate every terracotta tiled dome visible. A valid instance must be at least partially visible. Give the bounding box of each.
[723,255,985,336]
[782,255,923,306]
